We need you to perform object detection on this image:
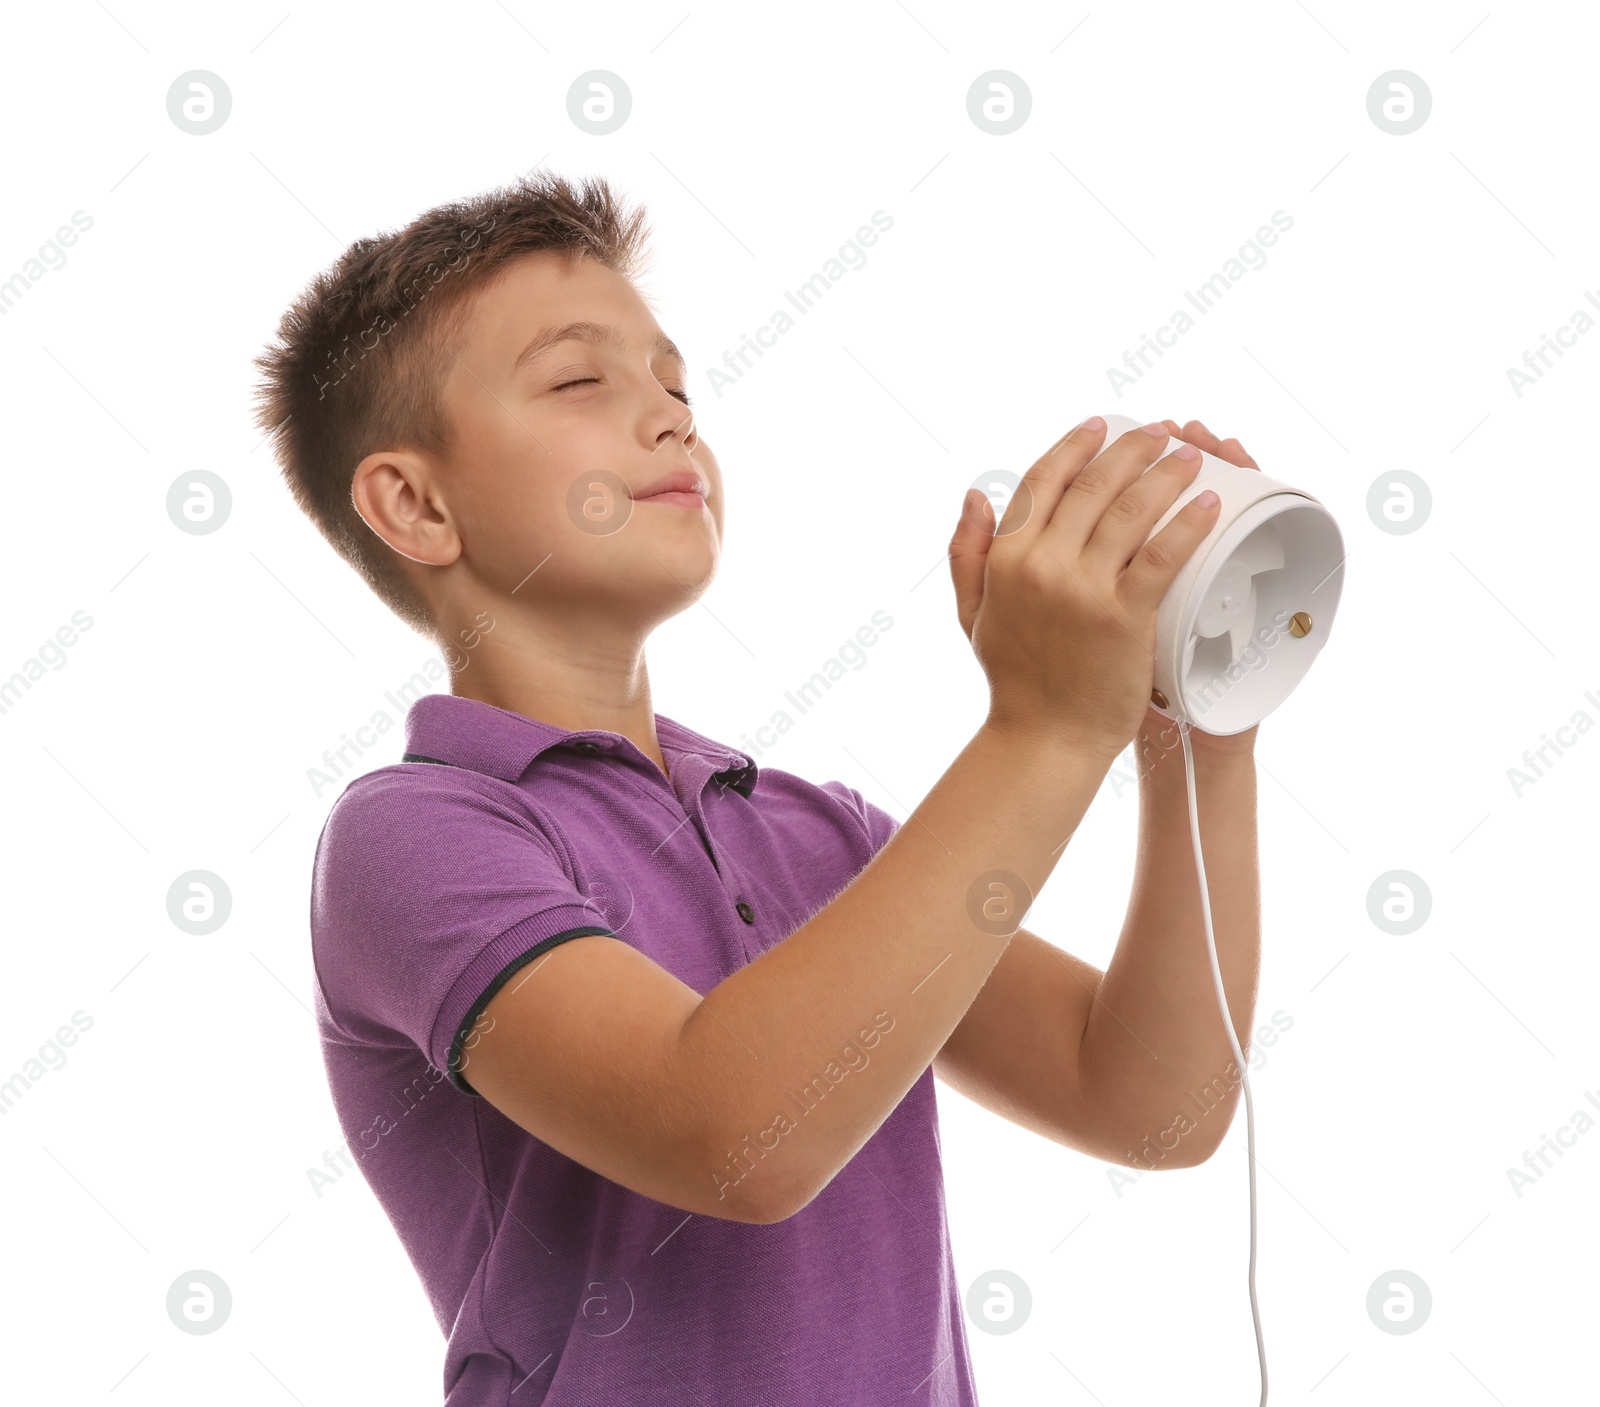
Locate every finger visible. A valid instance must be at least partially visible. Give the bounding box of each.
[1117,489,1223,616]
[1178,419,1226,455]
[1219,436,1260,470]
[1038,419,1175,558]
[991,416,1108,541]
[1079,444,1205,576]
[949,489,996,640]
[1179,419,1259,470]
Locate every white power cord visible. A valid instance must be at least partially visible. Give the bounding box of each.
[1177,718,1267,1406]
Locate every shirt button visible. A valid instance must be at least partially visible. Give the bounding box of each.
[735,900,755,925]
[572,740,601,755]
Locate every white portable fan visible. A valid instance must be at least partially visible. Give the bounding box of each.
[1088,415,1345,1407]
[1093,414,1345,735]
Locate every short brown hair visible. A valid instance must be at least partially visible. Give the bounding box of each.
[251,169,652,638]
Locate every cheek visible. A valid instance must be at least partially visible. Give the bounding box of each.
[471,418,593,524]
[540,424,632,518]
[696,442,723,491]
[446,459,567,567]
[571,472,637,537]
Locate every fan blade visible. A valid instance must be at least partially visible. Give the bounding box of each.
[1228,586,1257,663]
[1181,520,1286,703]
[1185,631,1230,699]
[1231,522,1284,578]
[1193,560,1250,638]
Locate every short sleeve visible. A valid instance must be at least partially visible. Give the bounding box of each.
[861,796,901,855]
[817,780,902,862]
[310,767,616,1096]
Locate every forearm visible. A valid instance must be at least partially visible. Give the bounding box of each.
[679,718,1113,1220]
[1077,739,1261,1167]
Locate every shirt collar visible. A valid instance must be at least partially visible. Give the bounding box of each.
[400,692,759,798]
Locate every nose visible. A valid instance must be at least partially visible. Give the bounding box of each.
[655,402,697,455]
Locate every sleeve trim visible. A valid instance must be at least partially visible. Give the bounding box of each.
[445,922,616,1096]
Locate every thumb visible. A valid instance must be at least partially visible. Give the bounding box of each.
[949,489,996,642]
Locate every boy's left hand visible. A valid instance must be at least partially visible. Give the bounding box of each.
[1140,419,1262,760]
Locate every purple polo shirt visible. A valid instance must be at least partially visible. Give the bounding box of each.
[310,691,980,1405]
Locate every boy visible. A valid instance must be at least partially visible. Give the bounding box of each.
[253,170,1262,1405]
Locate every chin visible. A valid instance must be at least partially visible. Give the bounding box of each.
[663,540,719,590]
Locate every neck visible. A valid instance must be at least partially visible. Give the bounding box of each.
[441,605,668,776]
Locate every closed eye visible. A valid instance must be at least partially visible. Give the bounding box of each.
[554,377,693,407]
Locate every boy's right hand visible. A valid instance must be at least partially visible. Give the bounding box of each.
[949,416,1222,760]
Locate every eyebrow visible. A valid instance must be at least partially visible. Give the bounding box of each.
[511,320,685,375]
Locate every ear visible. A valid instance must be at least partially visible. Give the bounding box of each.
[351,447,462,568]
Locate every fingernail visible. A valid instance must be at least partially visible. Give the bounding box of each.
[1139,421,1167,437]
[1077,414,1106,432]
[1174,443,1200,461]
[1195,490,1220,509]
[962,489,981,517]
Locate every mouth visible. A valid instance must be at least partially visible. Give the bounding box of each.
[632,470,708,510]
[637,490,707,509]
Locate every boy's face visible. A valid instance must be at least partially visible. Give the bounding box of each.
[432,250,720,632]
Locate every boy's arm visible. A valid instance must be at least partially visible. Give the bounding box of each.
[932,743,1261,1169]
[464,718,1114,1225]
[464,418,1224,1223]
[934,416,1267,1168]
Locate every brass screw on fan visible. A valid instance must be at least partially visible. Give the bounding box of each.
[1155,614,1311,707]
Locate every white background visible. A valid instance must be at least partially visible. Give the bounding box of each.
[2,1,1596,1402]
